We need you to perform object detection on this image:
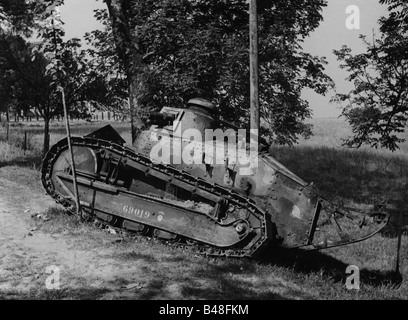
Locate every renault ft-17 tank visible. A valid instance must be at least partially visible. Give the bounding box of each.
[41,98,389,258]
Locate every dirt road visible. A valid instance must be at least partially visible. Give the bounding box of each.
[0,169,173,299]
[0,166,320,300]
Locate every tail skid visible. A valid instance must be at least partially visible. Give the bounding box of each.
[301,199,389,250]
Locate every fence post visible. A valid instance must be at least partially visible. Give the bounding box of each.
[23,131,27,154]
[6,123,9,142]
[60,87,82,219]
[395,185,407,274]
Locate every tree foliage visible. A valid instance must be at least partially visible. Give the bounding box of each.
[84,7,128,113]
[104,0,333,145]
[333,0,408,151]
[1,0,116,154]
[1,0,333,147]
[0,0,35,116]
[0,0,35,34]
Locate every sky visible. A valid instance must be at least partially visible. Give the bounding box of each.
[60,0,388,119]
[60,0,105,40]
[302,0,387,118]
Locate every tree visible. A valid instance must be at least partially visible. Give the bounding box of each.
[1,0,115,155]
[0,0,34,119]
[0,0,34,34]
[84,8,128,115]
[104,0,147,141]
[0,0,63,153]
[103,0,333,145]
[34,15,118,155]
[0,37,14,121]
[0,34,39,120]
[0,32,90,155]
[333,0,408,151]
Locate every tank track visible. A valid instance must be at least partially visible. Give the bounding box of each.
[41,137,273,259]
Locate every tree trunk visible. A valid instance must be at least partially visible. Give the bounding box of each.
[43,116,50,158]
[105,0,146,144]
[129,75,145,142]
[249,0,260,132]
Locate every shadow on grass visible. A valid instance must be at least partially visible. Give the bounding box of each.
[135,254,296,300]
[138,272,291,300]
[258,247,403,289]
[178,268,292,300]
[116,251,158,263]
[139,279,168,300]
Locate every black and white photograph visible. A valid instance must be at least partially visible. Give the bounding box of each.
[0,0,407,307]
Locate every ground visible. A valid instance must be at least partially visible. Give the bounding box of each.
[0,167,178,300]
[1,165,406,301]
[0,119,407,300]
[0,166,314,300]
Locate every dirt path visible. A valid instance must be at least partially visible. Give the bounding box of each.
[0,174,157,299]
[0,168,319,300]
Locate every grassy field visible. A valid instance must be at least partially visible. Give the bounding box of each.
[0,117,407,300]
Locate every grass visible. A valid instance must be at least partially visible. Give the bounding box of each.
[1,202,407,300]
[0,117,407,300]
[15,205,407,300]
[298,117,408,157]
[270,145,407,202]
